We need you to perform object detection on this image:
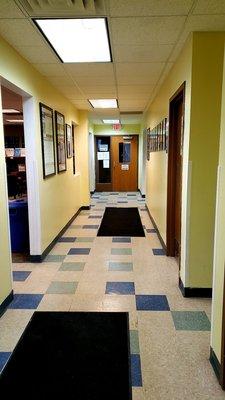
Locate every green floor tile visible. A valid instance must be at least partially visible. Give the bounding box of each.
[59,262,85,271]
[47,281,78,294]
[108,262,133,271]
[45,255,66,262]
[75,237,95,242]
[130,330,140,354]
[69,225,83,229]
[171,311,211,331]
[111,248,132,255]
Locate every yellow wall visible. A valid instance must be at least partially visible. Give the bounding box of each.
[145,33,225,289]
[211,44,225,362]
[188,33,225,288]
[144,36,193,286]
[0,35,89,304]
[0,89,12,306]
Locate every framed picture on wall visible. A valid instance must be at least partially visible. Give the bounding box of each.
[66,124,73,158]
[39,103,56,179]
[146,128,150,161]
[55,111,67,173]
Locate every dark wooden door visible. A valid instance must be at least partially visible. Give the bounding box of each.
[167,83,185,264]
[111,135,138,192]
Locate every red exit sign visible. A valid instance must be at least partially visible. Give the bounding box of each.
[113,123,121,131]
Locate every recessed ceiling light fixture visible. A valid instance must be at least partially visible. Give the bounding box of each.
[34,18,112,63]
[6,119,24,123]
[102,119,120,124]
[3,109,20,114]
[89,99,118,109]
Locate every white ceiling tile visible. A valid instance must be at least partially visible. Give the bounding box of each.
[119,99,147,110]
[14,45,58,64]
[115,63,165,85]
[0,1,26,18]
[109,0,193,17]
[64,63,114,78]
[80,85,117,97]
[47,76,74,87]
[32,63,65,77]
[0,19,43,47]
[56,86,85,99]
[110,16,186,45]
[113,43,174,63]
[70,100,92,110]
[180,14,225,41]
[193,0,225,14]
[118,85,154,99]
[168,41,186,62]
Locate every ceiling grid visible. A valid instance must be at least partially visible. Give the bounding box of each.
[0,0,224,123]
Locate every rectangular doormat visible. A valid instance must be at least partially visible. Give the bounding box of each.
[97,207,145,237]
[0,311,131,399]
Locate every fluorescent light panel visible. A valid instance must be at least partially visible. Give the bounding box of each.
[3,109,20,114]
[89,99,118,109]
[103,119,120,124]
[34,18,111,63]
[6,119,23,123]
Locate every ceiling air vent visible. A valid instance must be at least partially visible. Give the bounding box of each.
[16,0,105,16]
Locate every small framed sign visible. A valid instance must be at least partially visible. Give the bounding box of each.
[39,103,56,179]
[55,111,67,173]
[66,124,73,158]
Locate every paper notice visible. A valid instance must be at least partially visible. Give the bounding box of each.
[103,159,109,168]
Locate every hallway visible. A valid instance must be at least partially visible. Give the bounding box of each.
[0,193,222,399]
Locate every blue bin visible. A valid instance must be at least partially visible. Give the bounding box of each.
[9,199,29,252]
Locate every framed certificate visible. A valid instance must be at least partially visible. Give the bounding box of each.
[66,124,73,158]
[55,111,67,173]
[39,103,56,179]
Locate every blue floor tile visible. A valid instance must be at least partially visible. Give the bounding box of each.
[68,248,90,255]
[106,282,135,295]
[13,271,31,282]
[58,237,76,243]
[8,294,43,309]
[152,248,166,256]
[131,354,142,387]
[136,295,170,311]
[112,237,131,243]
[82,225,99,229]
[0,352,11,372]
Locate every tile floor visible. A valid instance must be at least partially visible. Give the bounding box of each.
[0,192,224,399]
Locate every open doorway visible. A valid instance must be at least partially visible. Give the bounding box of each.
[166,83,185,265]
[1,86,30,262]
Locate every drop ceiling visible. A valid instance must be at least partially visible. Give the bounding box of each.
[0,0,225,124]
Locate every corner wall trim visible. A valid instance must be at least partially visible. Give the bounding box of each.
[0,290,13,318]
[179,277,212,298]
[29,206,90,263]
[145,204,166,251]
[210,347,221,383]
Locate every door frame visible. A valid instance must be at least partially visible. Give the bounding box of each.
[221,267,225,389]
[111,134,139,192]
[166,82,185,257]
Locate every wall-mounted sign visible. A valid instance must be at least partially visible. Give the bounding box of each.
[121,164,129,170]
[113,123,121,131]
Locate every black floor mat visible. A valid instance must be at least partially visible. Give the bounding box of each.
[0,311,131,400]
[97,207,145,237]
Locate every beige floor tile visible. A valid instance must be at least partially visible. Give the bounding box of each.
[102,295,136,311]
[70,294,103,311]
[0,310,33,351]
[38,294,74,311]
